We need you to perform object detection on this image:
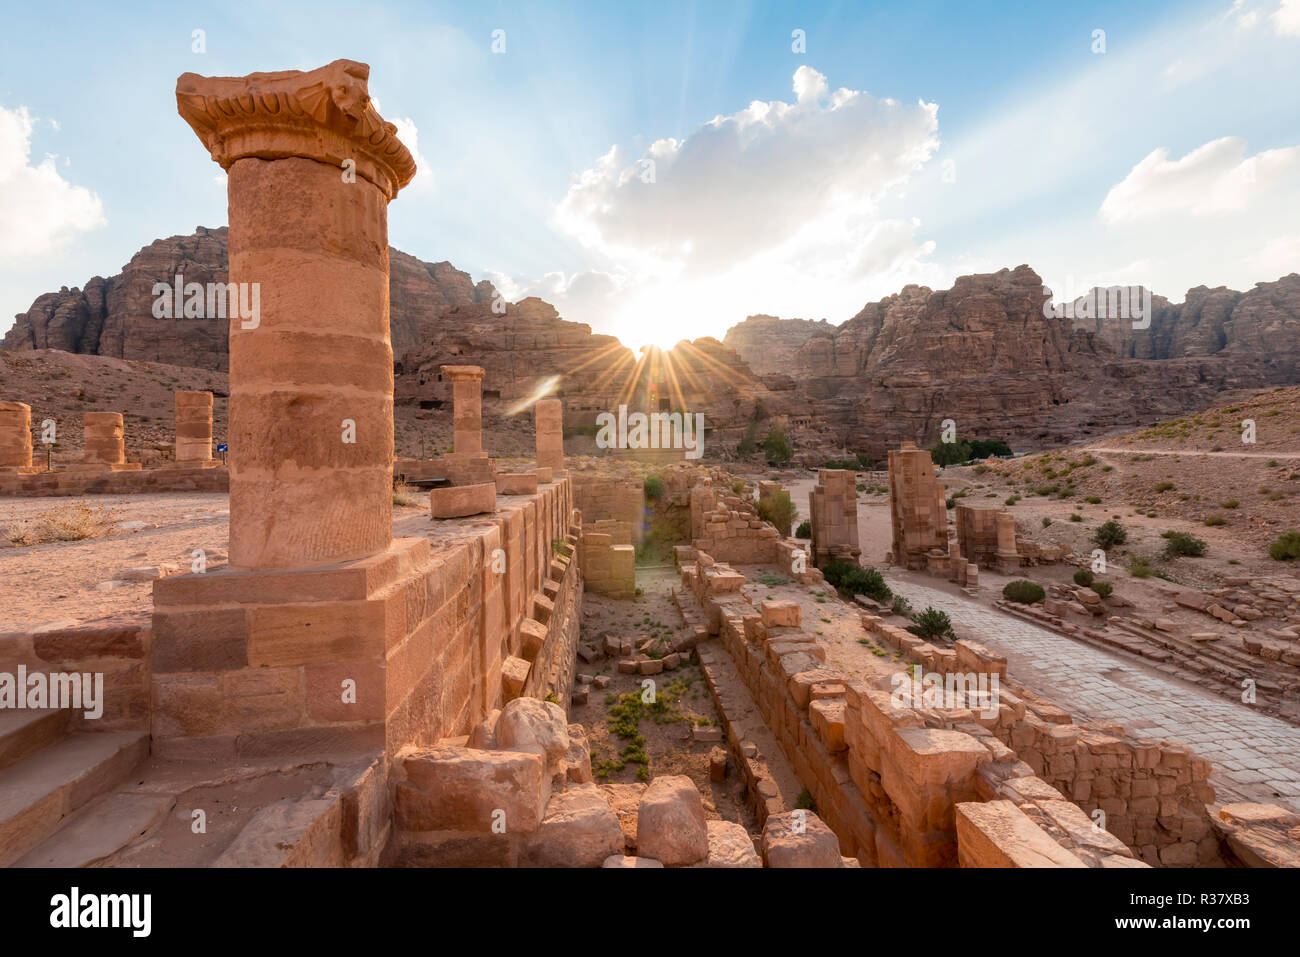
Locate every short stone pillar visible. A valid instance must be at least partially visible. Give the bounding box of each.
[174,390,214,465]
[0,401,32,468]
[995,512,1021,574]
[439,364,494,487]
[82,412,125,465]
[445,365,485,455]
[535,398,564,471]
[808,469,860,568]
[177,59,416,569]
[886,442,950,570]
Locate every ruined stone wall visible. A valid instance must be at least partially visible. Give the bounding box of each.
[150,479,576,761]
[0,465,229,497]
[860,614,1220,865]
[581,522,636,598]
[674,551,1183,866]
[689,483,780,565]
[571,474,645,543]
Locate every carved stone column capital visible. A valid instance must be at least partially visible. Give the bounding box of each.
[176,58,415,199]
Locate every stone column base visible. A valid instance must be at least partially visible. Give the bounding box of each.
[151,537,434,761]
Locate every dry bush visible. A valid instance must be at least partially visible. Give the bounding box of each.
[392,483,421,508]
[5,501,122,546]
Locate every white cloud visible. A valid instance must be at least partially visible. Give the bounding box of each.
[524,66,941,345]
[390,116,434,191]
[1274,0,1300,36]
[1099,137,1300,223]
[0,105,104,257]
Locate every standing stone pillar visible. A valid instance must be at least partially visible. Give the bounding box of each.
[82,412,125,465]
[445,365,485,455]
[174,390,214,465]
[0,402,32,468]
[535,398,564,471]
[177,60,416,570]
[995,511,1021,574]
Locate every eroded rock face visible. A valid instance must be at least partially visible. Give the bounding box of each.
[8,229,1298,461]
[3,227,486,371]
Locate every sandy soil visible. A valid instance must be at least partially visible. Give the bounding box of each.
[572,565,756,831]
[0,492,230,631]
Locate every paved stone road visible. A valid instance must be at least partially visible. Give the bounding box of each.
[888,579,1300,811]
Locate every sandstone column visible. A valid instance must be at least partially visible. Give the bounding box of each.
[82,412,124,465]
[535,398,564,471]
[177,60,416,569]
[174,390,213,464]
[444,365,485,455]
[0,402,32,468]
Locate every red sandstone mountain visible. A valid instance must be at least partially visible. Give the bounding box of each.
[6,228,1298,460]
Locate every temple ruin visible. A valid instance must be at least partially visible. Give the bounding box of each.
[0,58,1295,874]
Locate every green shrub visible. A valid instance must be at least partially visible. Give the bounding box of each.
[1154,481,1175,493]
[1268,531,1300,561]
[890,595,913,618]
[821,458,861,471]
[643,475,663,501]
[1092,520,1127,550]
[1089,581,1113,598]
[1073,569,1094,587]
[795,519,811,539]
[908,607,956,642]
[755,488,798,537]
[1203,514,1226,527]
[821,560,891,602]
[1127,557,1154,578]
[930,440,972,467]
[762,428,792,464]
[1002,580,1045,604]
[1084,496,1102,504]
[1220,499,1239,509]
[731,478,746,495]
[1161,530,1206,558]
[968,439,1013,460]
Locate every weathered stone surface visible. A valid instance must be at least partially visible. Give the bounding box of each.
[636,775,708,866]
[761,811,842,868]
[397,747,545,833]
[698,819,761,868]
[494,697,570,772]
[524,784,624,867]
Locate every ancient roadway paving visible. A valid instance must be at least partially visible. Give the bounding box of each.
[885,579,1300,812]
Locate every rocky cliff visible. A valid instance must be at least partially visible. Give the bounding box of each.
[7,228,1297,462]
[2,227,495,369]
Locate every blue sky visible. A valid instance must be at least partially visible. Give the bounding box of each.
[2,0,1298,349]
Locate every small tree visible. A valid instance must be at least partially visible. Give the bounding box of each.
[794,519,811,539]
[762,428,792,464]
[756,489,798,537]
[1092,520,1127,550]
[930,440,972,467]
[643,474,663,501]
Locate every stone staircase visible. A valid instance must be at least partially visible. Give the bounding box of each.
[0,708,149,867]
